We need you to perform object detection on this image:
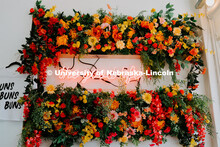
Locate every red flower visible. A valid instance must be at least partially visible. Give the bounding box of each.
[30,8,35,13]
[58,27,66,35]
[77,26,83,31]
[94,132,100,138]
[95,44,101,50]
[87,114,92,120]
[32,64,38,75]
[167,92,173,97]
[93,89,97,94]
[30,42,37,53]
[71,95,79,104]
[179,89,184,95]
[164,127,171,133]
[112,25,118,30]
[98,122,103,129]
[144,129,152,136]
[145,33,152,38]
[60,103,66,109]
[147,40,152,44]
[132,37,138,43]
[55,112,59,117]
[38,8,45,17]
[127,16,133,20]
[84,44,88,49]
[152,43,158,48]
[60,112,66,118]
[17,66,25,74]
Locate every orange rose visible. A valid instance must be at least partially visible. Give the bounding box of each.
[189,48,199,56]
[187,93,193,101]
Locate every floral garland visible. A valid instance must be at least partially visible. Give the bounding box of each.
[19,83,212,147]
[14,1,213,147]
[16,1,205,92]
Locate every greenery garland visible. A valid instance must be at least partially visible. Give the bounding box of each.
[13,1,213,147]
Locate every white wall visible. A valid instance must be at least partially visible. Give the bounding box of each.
[0,0,215,147]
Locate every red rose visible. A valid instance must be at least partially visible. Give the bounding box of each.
[55,112,59,117]
[164,127,171,133]
[144,46,148,51]
[147,40,152,44]
[60,103,66,109]
[94,132,100,137]
[60,112,66,118]
[152,43,158,48]
[30,8,35,13]
[167,92,173,97]
[98,122,103,129]
[77,26,83,31]
[87,114,92,120]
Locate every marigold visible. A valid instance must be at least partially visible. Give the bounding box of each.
[142,93,152,104]
[46,84,56,94]
[93,14,100,24]
[56,35,68,46]
[127,28,135,38]
[43,111,51,120]
[119,136,128,143]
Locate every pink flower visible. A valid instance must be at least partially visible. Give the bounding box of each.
[126,127,136,135]
[159,17,166,24]
[101,23,111,30]
[139,137,146,142]
[108,110,118,121]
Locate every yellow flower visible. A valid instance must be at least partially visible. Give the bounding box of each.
[116,40,125,49]
[88,37,98,47]
[142,93,152,104]
[164,87,170,93]
[46,84,56,94]
[189,138,197,147]
[206,119,210,124]
[151,8,156,13]
[172,90,177,96]
[172,83,180,91]
[104,117,110,124]
[56,35,68,47]
[84,90,88,95]
[170,114,179,124]
[93,14,100,24]
[44,5,56,18]
[173,27,181,36]
[119,136,128,143]
[155,31,164,42]
[60,19,69,29]
[43,111,52,120]
[83,99,87,103]
[82,95,86,99]
[72,41,80,48]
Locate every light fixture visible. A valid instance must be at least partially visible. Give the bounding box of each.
[206,0,215,7]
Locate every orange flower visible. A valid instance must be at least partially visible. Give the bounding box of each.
[170,114,179,124]
[156,31,164,42]
[186,56,193,61]
[91,26,103,39]
[157,120,165,129]
[187,93,193,101]
[107,4,112,10]
[126,39,134,49]
[131,120,142,128]
[103,31,111,39]
[141,21,149,29]
[148,22,154,30]
[127,16,133,20]
[202,67,206,74]
[69,29,77,40]
[189,48,199,56]
[111,100,120,110]
[56,35,68,46]
[102,15,112,24]
[127,28,135,38]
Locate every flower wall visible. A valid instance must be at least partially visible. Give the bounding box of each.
[14,1,213,147]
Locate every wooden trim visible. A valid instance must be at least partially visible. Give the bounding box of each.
[59,54,141,59]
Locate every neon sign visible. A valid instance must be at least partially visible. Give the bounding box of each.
[51,66,173,84]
